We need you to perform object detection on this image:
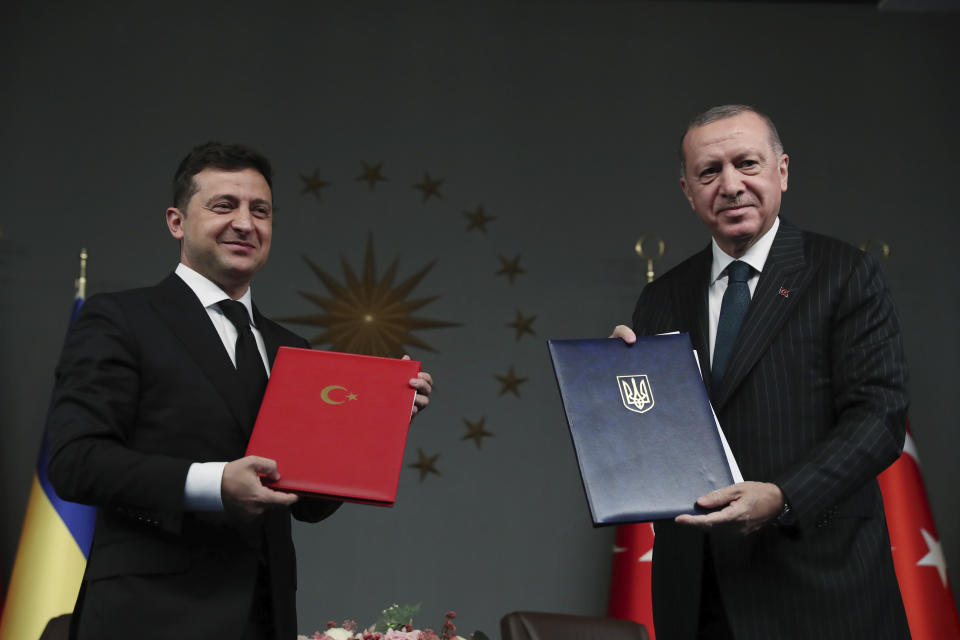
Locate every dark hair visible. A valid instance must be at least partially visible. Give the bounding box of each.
[172,141,274,211]
[678,105,784,176]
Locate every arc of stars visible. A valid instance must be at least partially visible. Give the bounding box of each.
[300,169,331,200]
[496,254,526,284]
[356,161,387,191]
[412,172,444,202]
[494,365,528,398]
[463,204,495,234]
[409,448,441,482]
[507,310,537,341]
[461,416,494,449]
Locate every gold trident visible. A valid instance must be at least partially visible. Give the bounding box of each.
[75,248,88,298]
[635,234,666,283]
[859,238,891,260]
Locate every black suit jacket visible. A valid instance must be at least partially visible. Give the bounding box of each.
[631,221,910,640]
[47,274,338,640]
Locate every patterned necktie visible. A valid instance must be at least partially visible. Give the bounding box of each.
[712,260,753,389]
[216,299,268,420]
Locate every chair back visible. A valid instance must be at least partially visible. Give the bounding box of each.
[500,611,649,640]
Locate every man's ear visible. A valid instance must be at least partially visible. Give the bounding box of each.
[166,207,185,240]
[779,154,790,193]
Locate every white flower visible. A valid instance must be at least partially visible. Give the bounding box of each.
[321,629,357,640]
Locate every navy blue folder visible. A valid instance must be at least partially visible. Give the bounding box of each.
[547,334,735,525]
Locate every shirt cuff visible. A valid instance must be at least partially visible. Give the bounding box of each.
[183,462,226,511]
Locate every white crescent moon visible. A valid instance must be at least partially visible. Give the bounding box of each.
[320,385,347,405]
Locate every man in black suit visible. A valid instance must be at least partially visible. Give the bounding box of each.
[46,142,433,640]
[613,106,909,639]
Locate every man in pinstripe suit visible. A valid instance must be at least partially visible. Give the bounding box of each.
[613,105,909,639]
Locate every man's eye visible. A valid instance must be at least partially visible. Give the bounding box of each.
[253,207,271,218]
[699,168,718,179]
[212,202,232,211]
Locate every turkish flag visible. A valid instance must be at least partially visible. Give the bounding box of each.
[607,522,656,639]
[878,427,960,639]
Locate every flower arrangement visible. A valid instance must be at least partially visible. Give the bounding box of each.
[299,604,489,640]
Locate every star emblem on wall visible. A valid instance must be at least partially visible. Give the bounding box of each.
[494,365,528,398]
[461,417,494,449]
[300,170,331,200]
[411,172,444,202]
[409,448,441,482]
[506,309,537,341]
[356,161,388,191]
[496,254,526,284]
[463,204,495,233]
[279,235,460,357]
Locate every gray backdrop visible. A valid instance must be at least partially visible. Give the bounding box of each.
[2,1,957,636]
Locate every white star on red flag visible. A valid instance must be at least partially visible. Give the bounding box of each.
[878,425,960,638]
[917,528,948,588]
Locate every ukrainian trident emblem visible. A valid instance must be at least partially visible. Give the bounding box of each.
[618,374,654,414]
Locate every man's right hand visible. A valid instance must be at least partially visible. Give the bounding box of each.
[609,325,637,343]
[222,456,298,519]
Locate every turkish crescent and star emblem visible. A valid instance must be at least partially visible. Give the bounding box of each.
[617,374,654,414]
[319,385,358,405]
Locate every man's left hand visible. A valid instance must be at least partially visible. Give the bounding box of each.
[403,355,432,418]
[675,481,784,535]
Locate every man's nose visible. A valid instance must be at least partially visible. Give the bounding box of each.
[718,166,744,197]
[231,207,255,231]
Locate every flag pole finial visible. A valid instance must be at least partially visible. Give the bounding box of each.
[75,248,88,299]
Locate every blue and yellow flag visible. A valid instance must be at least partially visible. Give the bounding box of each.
[0,250,97,640]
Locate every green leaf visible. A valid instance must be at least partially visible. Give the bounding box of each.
[371,603,422,631]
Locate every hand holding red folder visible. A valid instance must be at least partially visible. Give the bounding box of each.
[246,348,427,506]
[222,455,299,519]
[403,354,433,417]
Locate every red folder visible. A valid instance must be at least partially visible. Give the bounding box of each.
[245,347,420,506]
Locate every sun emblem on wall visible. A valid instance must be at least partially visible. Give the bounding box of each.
[280,235,460,357]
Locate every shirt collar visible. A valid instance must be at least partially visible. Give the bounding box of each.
[710,216,780,284]
[174,263,256,325]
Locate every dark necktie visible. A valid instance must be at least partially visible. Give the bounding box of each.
[712,260,753,389]
[216,300,268,419]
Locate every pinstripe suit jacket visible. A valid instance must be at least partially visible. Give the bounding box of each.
[631,220,910,640]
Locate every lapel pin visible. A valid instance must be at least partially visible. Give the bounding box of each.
[778,286,790,298]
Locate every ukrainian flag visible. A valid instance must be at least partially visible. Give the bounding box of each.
[0,251,97,640]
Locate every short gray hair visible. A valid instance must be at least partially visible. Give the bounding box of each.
[678,104,784,176]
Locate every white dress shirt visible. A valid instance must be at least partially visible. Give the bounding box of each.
[707,216,780,366]
[175,263,270,511]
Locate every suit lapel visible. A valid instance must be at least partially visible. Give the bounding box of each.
[150,274,255,433]
[714,220,812,409]
[675,247,713,396]
[253,305,283,369]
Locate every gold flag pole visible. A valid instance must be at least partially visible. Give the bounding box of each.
[860,238,891,260]
[635,234,666,283]
[75,248,88,298]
